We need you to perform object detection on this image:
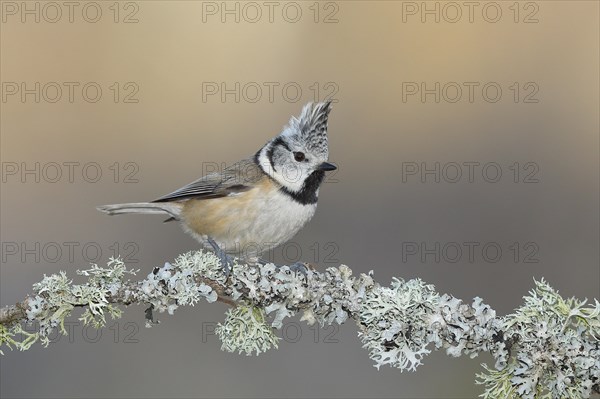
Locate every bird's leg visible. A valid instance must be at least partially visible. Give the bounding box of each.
[207,237,233,278]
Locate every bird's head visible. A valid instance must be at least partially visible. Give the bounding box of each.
[256,102,336,201]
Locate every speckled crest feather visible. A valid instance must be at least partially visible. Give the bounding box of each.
[283,101,332,157]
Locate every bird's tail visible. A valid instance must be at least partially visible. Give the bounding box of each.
[97,202,182,219]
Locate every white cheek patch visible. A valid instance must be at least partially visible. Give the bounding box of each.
[275,163,310,192]
[258,147,307,193]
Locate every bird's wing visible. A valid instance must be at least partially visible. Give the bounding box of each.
[152,158,262,203]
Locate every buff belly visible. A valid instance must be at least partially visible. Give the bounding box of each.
[179,177,316,259]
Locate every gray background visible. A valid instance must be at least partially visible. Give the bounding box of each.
[1,1,598,397]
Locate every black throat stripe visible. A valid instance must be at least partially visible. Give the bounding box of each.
[279,170,325,205]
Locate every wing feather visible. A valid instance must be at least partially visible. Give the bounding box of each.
[152,158,260,203]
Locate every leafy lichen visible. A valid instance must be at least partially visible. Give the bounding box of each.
[477,279,600,399]
[1,252,598,398]
[358,277,440,371]
[215,304,279,355]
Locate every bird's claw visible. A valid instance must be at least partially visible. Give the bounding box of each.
[288,262,309,276]
[256,258,311,277]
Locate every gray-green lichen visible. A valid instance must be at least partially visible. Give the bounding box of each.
[216,304,279,355]
[1,251,598,398]
[358,277,440,371]
[0,253,224,350]
[477,279,600,399]
[11,258,137,348]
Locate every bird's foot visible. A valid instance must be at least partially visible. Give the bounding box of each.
[288,262,310,276]
[256,258,313,277]
[207,237,234,278]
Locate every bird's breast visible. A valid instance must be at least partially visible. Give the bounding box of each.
[180,176,317,257]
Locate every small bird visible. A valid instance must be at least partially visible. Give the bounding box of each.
[97,101,336,272]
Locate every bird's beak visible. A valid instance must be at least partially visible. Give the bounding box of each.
[317,162,337,171]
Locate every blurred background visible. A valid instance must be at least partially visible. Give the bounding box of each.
[1,1,598,397]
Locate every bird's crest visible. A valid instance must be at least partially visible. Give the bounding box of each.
[283,101,332,156]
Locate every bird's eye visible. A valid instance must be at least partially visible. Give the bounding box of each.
[294,152,306,162]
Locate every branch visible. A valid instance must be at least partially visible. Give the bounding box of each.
[1,251,599,399]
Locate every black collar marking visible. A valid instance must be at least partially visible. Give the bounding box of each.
[279,170,325,205]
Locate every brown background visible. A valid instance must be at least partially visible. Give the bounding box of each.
[1,1,598,397]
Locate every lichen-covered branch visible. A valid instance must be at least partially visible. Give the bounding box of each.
[1,251,599,398]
